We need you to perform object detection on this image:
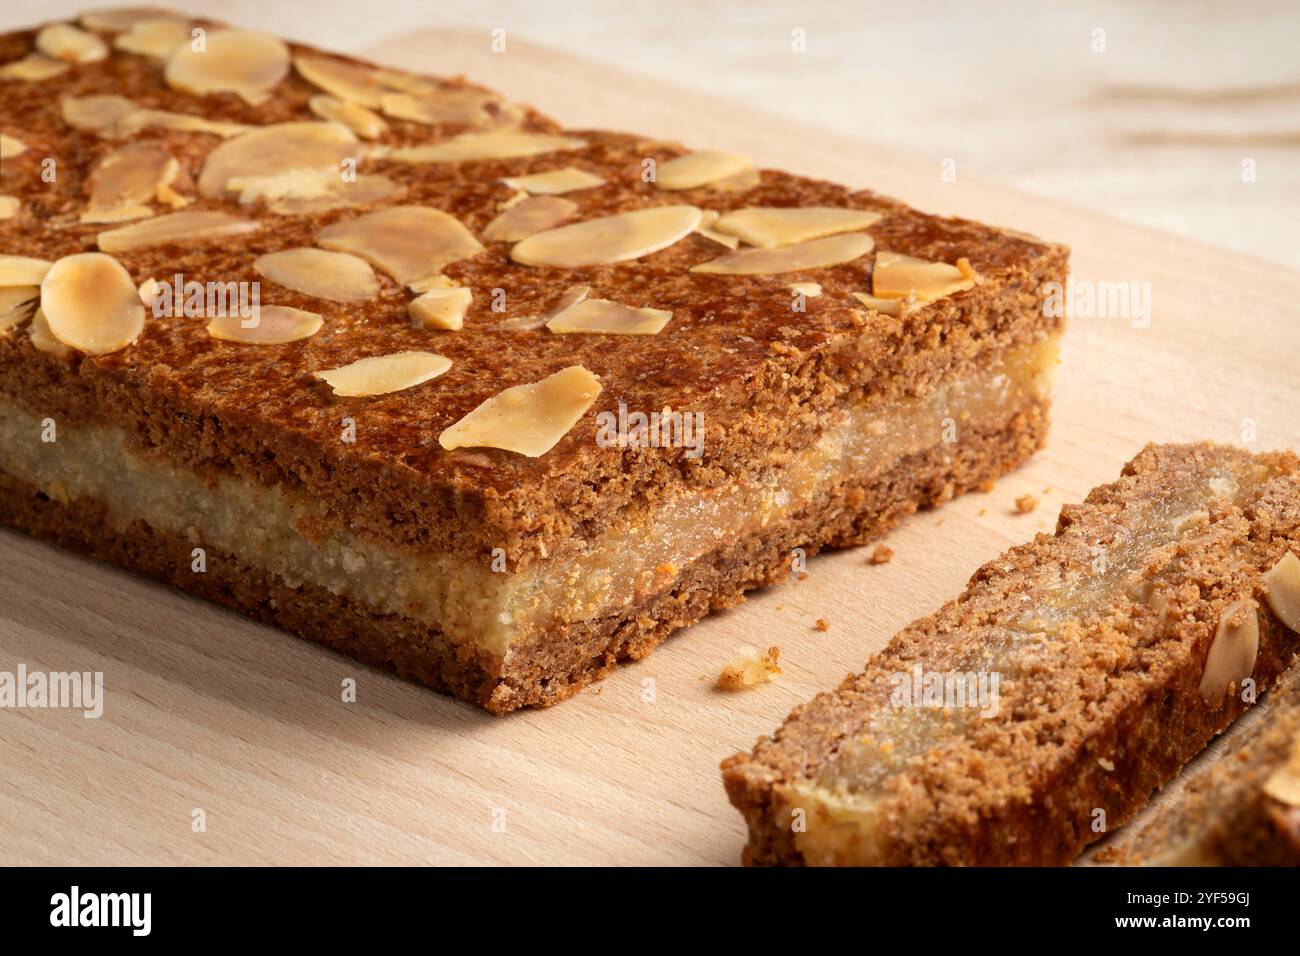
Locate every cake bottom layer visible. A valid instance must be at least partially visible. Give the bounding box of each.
[0,400,1049,713]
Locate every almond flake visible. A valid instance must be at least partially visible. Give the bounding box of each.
[80,8,175,32]
[388,130,587,163]
[81,142,179,224]
[439,366,602,457]
[1264,551,1300,633]
[308,94,387,140]
[0,134,27,159]
[227,168,401,215]
[28,309,71,357]
[872,250,975,302]
[0,256,54,286]
[98,210,261,253]
[36,24,108,64]
[380,90,497,127]
[0,197,19,220]
[317,206,484,289]
[0,54,70,81]
[696,210,740,249]
[789,282,821,298]
[197,121,358,197]
[501,167,604,195]
[254,248,379,303]
[547,297,670,335]
[0,286,38,332]
[315,351,451,397]
[691,232,873,275]
[851,291,901,315]
[482,195,577,242]
[294,53,387,108]
[114,17,190,58]
[207,305,323,345]
[1198,600,1260,704]
[712,167,762,193]
[497,285,591,331]
[410,287,471,331]
[61,94,137,133]
[165,29,290,106]
[714,207,882,248]
[512,205,702,268]
[655,150,752,191]
[40,252,144,355]
[117,109,252,139]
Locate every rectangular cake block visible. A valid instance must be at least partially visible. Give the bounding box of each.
[0,12,1065,712]
[723,443,1300,865]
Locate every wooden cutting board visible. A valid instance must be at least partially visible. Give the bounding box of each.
[2,30,1298,866]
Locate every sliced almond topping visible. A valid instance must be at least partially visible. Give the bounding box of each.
[501,167,604,195]
[872,250,975,302]
[0,256,54,286]
[498,285,591,331]
[410,287,471,331]
[164,29,290,106]
[254,248,379,303]
[308,94,387,140]
[714,207,883,248]
[380,90,497,127]
[439,366,602,457]
[0,134,27,159]
[1262,739,1300,807]
[28,309,71,357]
[1198,600,1260,704]
[0,196,19,220]
[483,195,577,243]
[512,205,702,268]
[1263,550,1300,633]
[117,108,252,139]
[655,150,752,191]
[0,286,39,332]
[98,210,261,253]
[388,129,587,164]
[61,94,137,133]
[36,24,108,64]
[80,8,174,32]
[207,306,323,345]
[790,282,821,298]
[138,277,160,306]
[81,142,179,224]
[114,17,191,59]
[317,206,484,289]
[712,166,761,193]
[227,168,401,215]
[852,291,901,315]
[197,121,358,198]
[0,54,70,81]
[695,210,740,249]
[294,53,387,108]
[547,298,671,335]
[409,274,458,294]
[315,351,451,397]
[39,252,144,355]
[691,232,873,275]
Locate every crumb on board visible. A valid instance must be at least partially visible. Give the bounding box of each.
[978,507,988,517]
[869,544,894,564]
[814,618,830,631]
[1015,493,1039,514]
[979,479,997,493]
[716,645,781,690]
[797,572,809,582]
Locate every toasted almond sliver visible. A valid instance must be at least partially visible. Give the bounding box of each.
[872,250,976,302]
[512,205,702,268]
[498,285,591,331]
[1198,600,1260,704]
[388,130,587,163]
[308,94,387,140]
[483,195,577,243]
[80,8,174,32]
[410,287,471,331]
[0,196,19,220]
[114,17,191,59]
[60,94,137,133]
[317,206,484,289]
[227,168,401,215]
[851,291,901,315]
[207,306,323,345]
[712,166,762,193]
[0,286,39,332]
[547,297,671,335]
[315,351,451,397]
[254,248,379,303]
[0,256,54,286]
[36,23,109,64]
[714,207,883,248]
[1263,551,1300,633]
[98,210,261,253]
[40,252,144,355]
[695,211,741,249]
[691,232,873,275]
[380,90,497,127]
[118,108,252,139]
[790,282,822,298]
[197,121,358,198]
[82,142,178,223]
[501,167,605,195]
[0,54,70,81]
[165,29,290,106]
[655,150,752,191]
[294,53,387,108]
[0,134,27,160]
[439,366,602,457]
[28,309,71,357]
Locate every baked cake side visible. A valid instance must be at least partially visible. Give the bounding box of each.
[723,443,1300,865]
[0,11,1064,711]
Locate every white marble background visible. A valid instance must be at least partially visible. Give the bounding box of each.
[7,0,1300,267]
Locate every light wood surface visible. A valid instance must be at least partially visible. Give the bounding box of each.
[2,31,1299,866]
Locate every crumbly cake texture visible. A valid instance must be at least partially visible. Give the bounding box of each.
[723,444,1300,866]
[1109,662,1300,866]
[0,13,1066,711]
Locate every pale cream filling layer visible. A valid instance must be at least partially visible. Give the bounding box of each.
[0,337,1056,660]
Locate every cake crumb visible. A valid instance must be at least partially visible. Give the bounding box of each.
[716,645,781,690]
[1015,493,1039,514]
[655,562,676,574]
[869,544,894,565]
[978,507,988,517]
[797,572,809,581]
[979,479,997,493]
[814,618,830,632]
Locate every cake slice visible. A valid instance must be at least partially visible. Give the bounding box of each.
[0,12,1064,713]
[723,443,1300,865]
[1109,661,1300,866]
